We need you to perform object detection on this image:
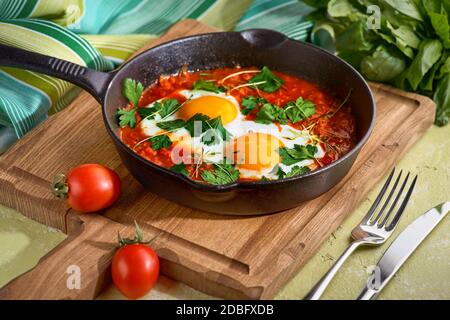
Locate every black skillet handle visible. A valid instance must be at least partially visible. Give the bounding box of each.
[0,44,113,103]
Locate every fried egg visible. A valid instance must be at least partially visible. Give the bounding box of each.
[140,89,324,180]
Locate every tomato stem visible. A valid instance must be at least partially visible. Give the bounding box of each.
[51,173,69,199]
[118,221,155,247]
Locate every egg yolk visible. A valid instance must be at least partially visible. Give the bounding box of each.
[177,96,237,125]
[229,133,282,171]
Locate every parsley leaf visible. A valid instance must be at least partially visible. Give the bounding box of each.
[122,78,144,107]
[116,108,137,128]
[285,97,316,123]
[184,113,211,137]
[137,98,181,121]
[155,99,181,119]
[241,96,267,115]
[201,116,231,145]
[277,165,311,179]
[157,119,186,131]
[138,107,156,119]
[249,66,284,93]
[170,163,189,177]
[149,134,172,150]
[192,79,224,93]
[201,163,240,185]
[278,144,317,165]
[255,103,287,124]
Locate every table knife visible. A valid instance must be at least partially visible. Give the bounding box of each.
[357,201,450,300]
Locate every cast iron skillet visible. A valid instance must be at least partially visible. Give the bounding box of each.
[0,29,375,215]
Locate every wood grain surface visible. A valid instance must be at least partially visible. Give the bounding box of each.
[0,20,436,299]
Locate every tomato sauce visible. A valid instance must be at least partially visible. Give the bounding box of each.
[119,66,356,181]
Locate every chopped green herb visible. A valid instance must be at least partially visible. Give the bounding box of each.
[155,99,181,119]
[285,97,316,123]
[278,144,317,165]
[277,165,311,179]
[241,96,267,115]
[122,78,144,107]
[137,107,156,119]
[192,79,224,93]
[260,176,270,181]
[157,119,186,131]
[200,162,240,185]
[148,134,172,150]
[201,116,230,145]
[249,66,284,93]
[184,113,211,137]
[255,103,287,124]
[116,108,137,128]
[170,163,189,177]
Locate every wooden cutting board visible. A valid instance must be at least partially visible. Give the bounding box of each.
[0,20,436,300]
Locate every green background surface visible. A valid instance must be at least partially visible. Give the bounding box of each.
[1,124,449,300]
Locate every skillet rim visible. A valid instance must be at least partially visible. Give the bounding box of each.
[102,29,376,192]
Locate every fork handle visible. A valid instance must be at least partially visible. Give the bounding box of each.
[304,241,363,300]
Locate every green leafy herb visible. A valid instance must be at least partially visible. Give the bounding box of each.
[277,165,311,179]
[192,79,224,93]
[200,163,240,185]
[148,134,172,150]
[157,119,186,131]
[255,103,287,124]
[155,99,182,119]
[201,116,230,145]
[241,96,267,115]
[138,99,181,121]
[249,66,284,93]
[278,144,317,166]
[170,163,189,177]
[307,0,450,126]
[184,113,211,137]
[116,108,137,128]
[122,78,144,107]
[285,97,316,123]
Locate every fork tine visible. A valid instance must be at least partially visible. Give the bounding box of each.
[370,170,403,225]
[378,172,410,227]
[360,167,396,224]
[385,175,418,231]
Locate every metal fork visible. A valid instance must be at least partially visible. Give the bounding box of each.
[305,168,417,300]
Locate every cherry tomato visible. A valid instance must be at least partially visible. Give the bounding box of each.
[52,164,121,213]
[112,243,160,299]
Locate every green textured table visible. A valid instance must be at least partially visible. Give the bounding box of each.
[1,124,449,300]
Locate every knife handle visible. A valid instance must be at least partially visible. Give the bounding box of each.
[356,285,379,300]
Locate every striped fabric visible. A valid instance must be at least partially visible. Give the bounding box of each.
[0,0,314,153]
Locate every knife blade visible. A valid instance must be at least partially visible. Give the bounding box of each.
[357,201,450,300]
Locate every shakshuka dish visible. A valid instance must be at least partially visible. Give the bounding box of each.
[116,66,356,185]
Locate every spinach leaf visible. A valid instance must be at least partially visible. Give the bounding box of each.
[361,45,406,82]
[434,74,450,126]
[278,144,317,166]
[405,39,443,90]
[249,66,284,93]
[385,0,423,21]
[149,134,172,150]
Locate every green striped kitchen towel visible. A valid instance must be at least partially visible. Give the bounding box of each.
[0,0,314,153]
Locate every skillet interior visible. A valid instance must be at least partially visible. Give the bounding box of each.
[102,30,375,214]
